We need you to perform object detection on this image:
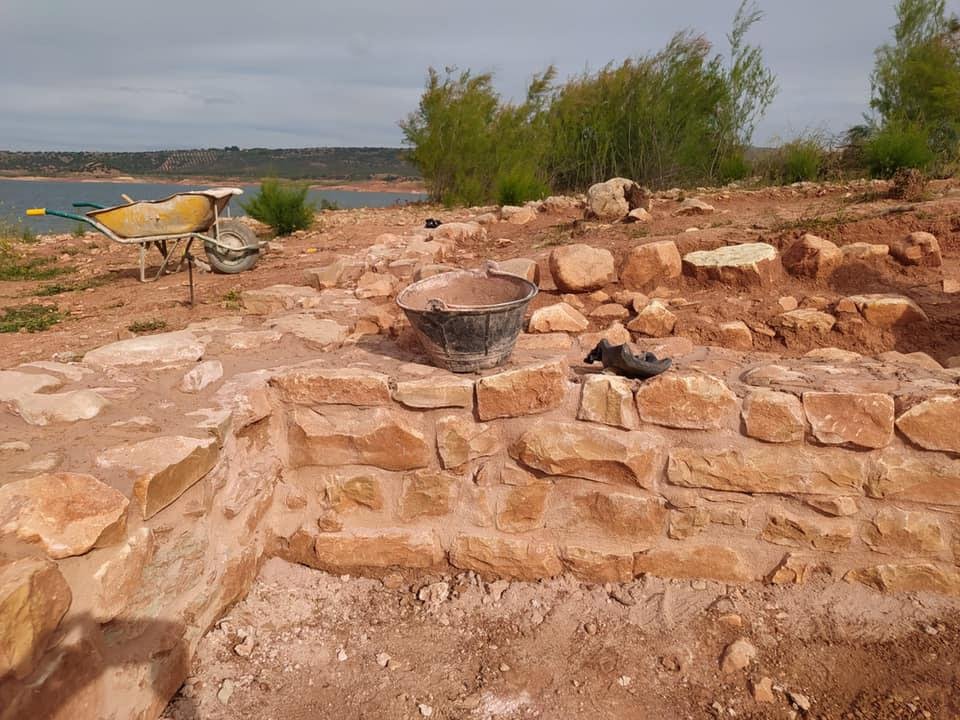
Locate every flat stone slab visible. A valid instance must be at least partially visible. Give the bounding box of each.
[682,243,780,285]
[83,331,205,368]
[265,314,349,348]
[6,389,109,426]
[0,371,61,401]
[845,294,928,327]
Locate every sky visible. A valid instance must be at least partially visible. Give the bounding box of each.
[0,1,953,151]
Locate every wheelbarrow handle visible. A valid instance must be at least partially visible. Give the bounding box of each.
[72,202,106,210]
[26,208,96,224]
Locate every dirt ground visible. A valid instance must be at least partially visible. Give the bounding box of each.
[163,558,960,720]
[4,179,960,366]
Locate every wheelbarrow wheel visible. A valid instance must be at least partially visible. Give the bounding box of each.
[205,219,259,274]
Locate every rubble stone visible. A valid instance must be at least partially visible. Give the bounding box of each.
[862,508,945,557]
[271,366,391,406]
[742,390,805,443]
[548,244,616,292]
[627,300,677,336]
[476,361,568,420]
[782,234,842,278]
[512,421,660,487]
[436,415,501,468]
[578,374,640,429]
[803,392,894,449]
[896,396,960,453]
[635,373,738,430]
[890,231,941,267]
[449,534,562,580]
[97,436,219,519]
[620,241,682,290]
[0,473,128,558]
[527,303,589,333]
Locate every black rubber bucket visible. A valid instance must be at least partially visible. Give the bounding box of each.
[396,261,538,373]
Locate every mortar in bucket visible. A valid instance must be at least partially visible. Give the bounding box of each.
[396,261,538,372]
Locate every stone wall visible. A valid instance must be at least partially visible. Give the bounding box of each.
[4,340,960,719]
[266,353,960,595]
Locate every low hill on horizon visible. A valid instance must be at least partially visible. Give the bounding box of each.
[0,147,419,182]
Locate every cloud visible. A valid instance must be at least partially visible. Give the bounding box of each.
[0,0,951,150]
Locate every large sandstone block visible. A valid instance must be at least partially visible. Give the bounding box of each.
[845,294,928,327]
[870,451,960,505]
[393,377,474,409]
[896,396,960,453]
[742,390,805,443]
[781,234,842,278]
[668,446,866,495]
[476,361,568,420]
[497,258,540,284]
[774,309,836,337]
[586,177,641,220]
[578,374,640,429]
[436,415,501,469]
[398,471,459,521]
[549,244,615,292]
[336,472,385,511]
[682,243,780,286]
[846,563,960,597]
[802,392,894,449]
[449,534,562,580]
[761,511,854,553]
[303,256,365,289]
[313,530,444,570]
[497,484,549,533]
[512,421,660,487]
[620,241,682,290]
[560,544,635,583]
[288,406,431,471]
[890,231,941,267]
[0,558,71,680]
[6,390,110,426]
[241,284,321,314]
[270,365,391,406]
[431,221,486,244]
[83,331,205,368]
[527,303,588,333]
[635,373,738,430]
[862,508,945,557]
[674,197,715,215]
[573,491,665,538]
[0,473,128,559]
[97,436,219,519]
[178,360,223,394]
[633,545,755,583]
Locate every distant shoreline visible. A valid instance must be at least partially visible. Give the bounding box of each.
[0,174,427,195]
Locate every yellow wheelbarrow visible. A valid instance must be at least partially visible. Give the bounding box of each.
[26,187,262,283]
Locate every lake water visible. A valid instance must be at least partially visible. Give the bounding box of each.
[0,179,426,233]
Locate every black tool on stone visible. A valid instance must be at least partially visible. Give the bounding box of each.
[424,218,442,229]
[584,339,672,379]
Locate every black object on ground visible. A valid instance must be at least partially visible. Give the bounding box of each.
[584,339,672,379]
[424,218,442,229]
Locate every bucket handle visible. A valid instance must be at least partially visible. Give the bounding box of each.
[424,261,513,312]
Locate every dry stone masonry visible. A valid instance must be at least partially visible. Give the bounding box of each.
[2,199,959,720]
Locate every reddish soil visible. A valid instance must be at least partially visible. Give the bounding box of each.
[163,558,960,720]
[4,179,960,368]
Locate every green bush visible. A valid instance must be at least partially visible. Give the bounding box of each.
[401,1,777,200]
[242,179,315,235]
[717,153,751,184]
[496,167,550,206]
[778,138,826,183]
[864,123,935,177]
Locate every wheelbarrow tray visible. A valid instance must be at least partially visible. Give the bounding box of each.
[86,189,238,239]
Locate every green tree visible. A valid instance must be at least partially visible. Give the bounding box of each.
[871,0,960,161]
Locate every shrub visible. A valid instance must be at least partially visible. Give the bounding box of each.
[496,167,550,206]
[242,179,315,235]
[864,122,935,177]
[400,1,777,199]
[778,138,826,183]
[717,153,751,184]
